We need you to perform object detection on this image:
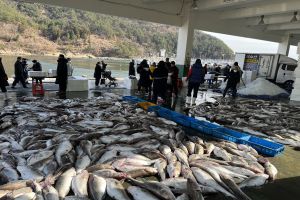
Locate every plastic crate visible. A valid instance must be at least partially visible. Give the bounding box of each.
[172,113,192,127]
[190,119,220,135]
[157,108,177,121]
[122,96,147,104]
[137,102,156,111]
[239,136,285,157]
[212,127,250,143]
[147,105,162,113]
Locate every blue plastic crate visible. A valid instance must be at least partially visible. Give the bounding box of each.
[172,113,191,127]
[212,127,250,143]
[157,108,177,121]
[190,119,220,135]
[122,96,147,104]
[147,105,162,113]
[239,136,285,157]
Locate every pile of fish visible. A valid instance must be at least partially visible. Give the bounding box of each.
[0,94,278,200]
[190,97,300,149]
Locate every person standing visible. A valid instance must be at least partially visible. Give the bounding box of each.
[55,54,68,96]
[0,58,9,100]
[22,58,29,84]
[136,59,150,94]
[32,60,43,84]
[129,60,135,77]
[12,57,27,89]
[223,62,241,98]
[94,61,102,87]
[149,62,156,96]
[170,61,179,97]
[152,61,168,103]
[67,58,74,76]
[186,59,205,106]
[101,61,107,72]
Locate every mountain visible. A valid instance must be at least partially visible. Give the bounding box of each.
[0,0,234,59]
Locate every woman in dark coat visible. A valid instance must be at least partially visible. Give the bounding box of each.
[0,58,9,99]
[152,60,168,103]
[94,62,102,86]
[55,54,68,95]
[186,59,205,106]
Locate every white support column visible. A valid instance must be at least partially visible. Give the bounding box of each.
[176,12,195,77]
[290,42,300,101]
[277,34,291,56]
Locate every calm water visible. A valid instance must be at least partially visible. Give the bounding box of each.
[0,55,130,78]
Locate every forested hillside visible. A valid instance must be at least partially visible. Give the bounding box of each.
[0,0,234,59]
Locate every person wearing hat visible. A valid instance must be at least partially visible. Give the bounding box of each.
[0,57,9,100]
[223,62,241,98]
[12,57,27,89]
[55,54,68,96]
[32,60,43,84]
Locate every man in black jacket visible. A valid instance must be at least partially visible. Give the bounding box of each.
[12,57,27,89]
[223,62,241,98]
[129,60,135,77]
[55,54,68,96]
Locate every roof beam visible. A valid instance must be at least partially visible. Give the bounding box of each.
[267,22,300,31]
[221,0,300,19]
[197,0,265,11]
[246,13,299,26]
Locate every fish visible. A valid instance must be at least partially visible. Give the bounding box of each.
[167,161,181,178]
[154,158,167,181]
[220,174,252,200]
[75,155,91,172]
[127,178,176,200]
[127,186,160,200]
[159,145,172,155]
[176,193,189,200]
[55,167,76,198]
[14,192,36,200]
[184,141,195,155]
[17,166,44,181]
[239,174,269,188]
[27,151,54,166]
[88,174,107,200]
[187,178,204,200]
[43,186,59,200]
[213,147,232,161]
[71,170,89,197]
[55,140,73,166]
[127,168,158,178]
[174,149,189,167]
[191,167,234,198]
[178,143,189,155]
[106,178,131,200]
[205,143,215,155]
[194,144,204,155]
[264,161,278,181]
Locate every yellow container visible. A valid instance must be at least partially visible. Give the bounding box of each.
[137,102,156,110]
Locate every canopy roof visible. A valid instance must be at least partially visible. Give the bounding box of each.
[20,0,300,45]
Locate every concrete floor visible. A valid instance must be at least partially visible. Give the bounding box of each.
[0,82,300,200]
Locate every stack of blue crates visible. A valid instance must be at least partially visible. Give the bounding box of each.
[122,96,285,157]
[122,96,147,104]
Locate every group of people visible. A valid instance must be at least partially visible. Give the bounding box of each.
[131,58,179,104]
[93,61,107,86]
[0,54,73,99]
[132,58,242,106]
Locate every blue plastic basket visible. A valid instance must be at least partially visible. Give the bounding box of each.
[212,127,250,143]
[239,136,285,157]
[190,119,220,135]
[172,113,192,127]
[122,96,147,104]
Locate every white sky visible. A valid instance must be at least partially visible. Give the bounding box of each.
[204,31,299,60]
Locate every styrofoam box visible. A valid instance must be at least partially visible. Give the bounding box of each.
[48,69,57,77]
[28,71,48,77]
[67,76,89,92]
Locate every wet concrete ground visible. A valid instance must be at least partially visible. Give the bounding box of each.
[0,82,300,200]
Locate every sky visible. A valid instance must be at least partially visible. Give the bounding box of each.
[204,31,299,60]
